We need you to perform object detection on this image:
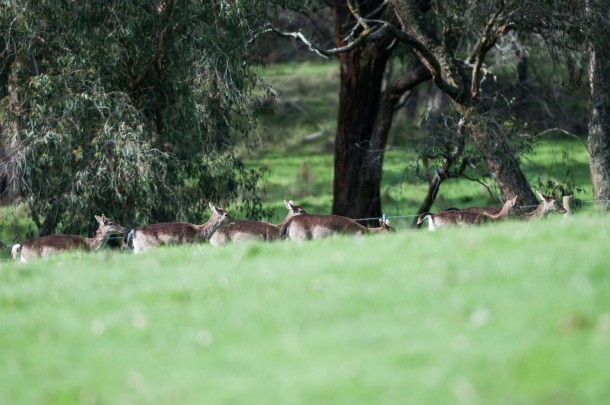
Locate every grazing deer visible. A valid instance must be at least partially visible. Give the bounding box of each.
[11,215,125,262]
[127,203,234,253]
[417,195,518,231]
[209,200,307,246]
[525,192,567,219]
[279,203,394,241]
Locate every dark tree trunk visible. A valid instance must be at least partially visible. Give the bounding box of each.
[331,0,393,221]
[588,0,610,208]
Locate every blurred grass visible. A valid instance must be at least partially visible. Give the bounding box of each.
[1,214,609,404]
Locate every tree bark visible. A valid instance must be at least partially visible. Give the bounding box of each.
[587,0,610,208]
[462,112,536,203]
[331,0,394,221]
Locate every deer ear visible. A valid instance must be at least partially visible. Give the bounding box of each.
[95,215,103,224]
[284,200,291,209]
[209,202,217,211]
[536,191,544,200]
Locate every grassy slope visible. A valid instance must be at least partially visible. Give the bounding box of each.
[0,62,603,404]
[1,214,609,404]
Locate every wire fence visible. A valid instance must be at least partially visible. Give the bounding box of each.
[3,199,610,263]
[353,199,610,223]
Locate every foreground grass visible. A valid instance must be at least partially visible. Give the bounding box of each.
[1,214,609,404]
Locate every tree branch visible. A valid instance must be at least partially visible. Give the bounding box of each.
[467,0,513,100]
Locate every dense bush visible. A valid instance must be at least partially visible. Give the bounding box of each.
[0,1,276,234]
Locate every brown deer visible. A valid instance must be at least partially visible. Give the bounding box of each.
[209,200,306,246]
[127,203,234,253]
[279,203,395,241]
[525,192,567,219]
[447,195,519,217]
[417,195,518,231]
[11,215,125,262]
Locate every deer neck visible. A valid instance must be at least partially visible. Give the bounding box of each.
[85,230,109,251]
[525,202,548,220]
[486,200,514,220]
[196,215,225,240]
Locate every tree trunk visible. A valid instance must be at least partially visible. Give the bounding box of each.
[2,51,27,205]
[464,116,536,204]
[390,0,537,206]
[331,0,393,221]
[587,0,610,208]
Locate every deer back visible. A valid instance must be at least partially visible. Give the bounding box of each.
[130,222,205,252]
[442,196,518,220]
[281,214,367,240]
[454,207,502,216]
[420,210,488,231]
[210,220,280,246]
[18,234,90,261]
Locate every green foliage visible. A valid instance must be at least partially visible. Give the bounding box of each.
[1,215,610,403]
[0,0,279,234]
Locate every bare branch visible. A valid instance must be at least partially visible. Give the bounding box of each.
[258,20,392,59]
[467,0,513,100]
[347,0,370,31]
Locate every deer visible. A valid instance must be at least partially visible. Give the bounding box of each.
[209,200,307,246]
[126,202,234,253]
[11,215,125,262]
[524,191,567,219]
[417,195,518,231]
[279,202,395,241]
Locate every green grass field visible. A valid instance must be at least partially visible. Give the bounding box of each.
[1,61,605,404]
[1,214,609,404]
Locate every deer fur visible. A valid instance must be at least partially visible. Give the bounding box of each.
[209,200,307,246]
[209,220,280,246]
[11,215,125,262]
[279,203,394,241]
[438,195,519,216]
[525,192,567,219]
[418,195,518,231]
[127,203,234,253]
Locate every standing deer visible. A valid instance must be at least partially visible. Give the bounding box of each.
[417,195,518,231]
[11,215,125,262]
[127,203,234,253]
[209,200,306,246]
[525,192,567,219]
[279,202,395,241]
